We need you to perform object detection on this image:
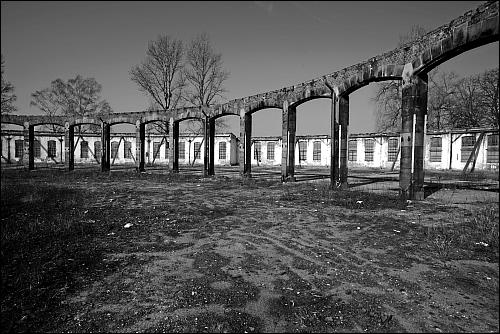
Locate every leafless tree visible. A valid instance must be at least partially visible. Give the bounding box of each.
[427,71,459,130]
[131,34,186,111]
[477,68,499,128]
[31,75,112,133]
[183,33,231,165]
[1,54,17,115]
[184,33,230,108]
[449,68,499,129]
[131,35,186,136]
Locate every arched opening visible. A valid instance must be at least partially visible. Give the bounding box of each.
[344,41,499,197]
[249,107,282,179]
[1,123,25,168]
[294,97,331,181]
[104,122,136,171]
[31,123,66,170]
[211,113,240,177]
[175,117,205,175]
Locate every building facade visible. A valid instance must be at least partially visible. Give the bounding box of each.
[1,128,498,170]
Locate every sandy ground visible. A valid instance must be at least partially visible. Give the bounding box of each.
[1,167,498,333]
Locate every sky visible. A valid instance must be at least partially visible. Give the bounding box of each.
[1,1,498,136]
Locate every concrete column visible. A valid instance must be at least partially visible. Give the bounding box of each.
[23,122,35,170]
[208,118,216,176]
[330,93,339,188]
[135,121,145,172]
[203,118,209,177]
[281,101,296,182]
[7,137,12,163]
[169,120,179,172]
[101,122,110,172]
[239,111,252,177]
[399,73,427,200]
[65,122,75,171]
[339,94,349,189]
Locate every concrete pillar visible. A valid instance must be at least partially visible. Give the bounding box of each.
[23,122,35,170]
[330,93,339,188]
[399,73,427,200]
[208,118,216,176]
[169,120,179,172]
[65,122,75,171]
[339,94,349,189]
[239,111,252,177]
[101,122,110,172]
[281,101,296,182]
[203,118,209,177]
[7,137,12,163]
[135,120,145,172]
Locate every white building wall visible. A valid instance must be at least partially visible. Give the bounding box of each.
[2,129,498,171]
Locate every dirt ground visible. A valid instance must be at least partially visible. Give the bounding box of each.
[1,167,499,333]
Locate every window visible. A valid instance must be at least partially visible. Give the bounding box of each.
[48,140,57,158]
[165,141,169,158]
[364,139,374,162]
[94,141,102,161]
[33,140,41,158]
[388,138,398,162]
[487,134,499,163]
[80,140,89,159]
[179,141,185,160]
[153,141,161,160]
[15,140,23,158]
[429,137,442,162]
[313,141,321,161]
[111,141,119,159]
[194,142,201,160]
[254,141,261,160]
[267,142,275,160]
[298,141,307,161]
[219,141,226,160]
[461,136,475,163]
[124,141,132,159]
[348,140,357,161]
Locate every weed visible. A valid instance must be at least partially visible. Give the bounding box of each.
[425,206,499,260]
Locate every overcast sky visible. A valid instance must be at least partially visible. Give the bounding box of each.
[1,1,498,136]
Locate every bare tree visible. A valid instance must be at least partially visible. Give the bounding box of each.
[449,69,499,129]
[131,34,186,138]
[30,88,64,132]
[131,34,186,111]
[477,68,499,128]
[31,75,112,133]
[183,33,231,165]
[1,54,17,115]
[184,33,230,107]
[427,70,459,130]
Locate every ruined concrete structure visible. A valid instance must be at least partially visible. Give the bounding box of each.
[1,1,498,199]
[2,128,498,172]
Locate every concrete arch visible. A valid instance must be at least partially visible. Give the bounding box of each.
[289,94,331,109]
[337,64,404,97]
[247,104,282,115]
[31,121,66,128]
[71,118,102,127]
[0,119,27,127]
[173,107,206,122]
[410,1,498,76]
[175,116,204,124]
[1,114,66,127]
[211,102,243,119]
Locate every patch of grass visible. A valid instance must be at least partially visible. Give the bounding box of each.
[0,179,111,332]
[279,182,407,210]
[425,206,499,260]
